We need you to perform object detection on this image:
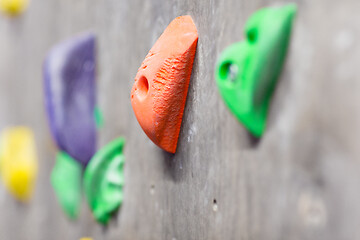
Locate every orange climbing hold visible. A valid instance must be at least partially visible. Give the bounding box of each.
[131,15,198,153]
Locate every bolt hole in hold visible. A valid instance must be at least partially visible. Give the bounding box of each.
[136,75,149,100]
[219,62,238,83]
[247,28,258,43]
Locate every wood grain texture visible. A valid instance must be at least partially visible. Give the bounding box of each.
[0,0,359,239]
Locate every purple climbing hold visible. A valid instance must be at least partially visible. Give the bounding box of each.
[44,32,97,165]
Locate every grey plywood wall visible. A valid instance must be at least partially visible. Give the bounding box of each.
[0,0,360,239]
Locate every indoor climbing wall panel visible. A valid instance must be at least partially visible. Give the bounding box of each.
[0,0,359,239]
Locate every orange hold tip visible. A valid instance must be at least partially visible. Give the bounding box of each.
[131,15,198,153]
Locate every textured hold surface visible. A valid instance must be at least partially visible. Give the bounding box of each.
[44,32,97,165]
[51,151,82,220]
[131,15,198,153]
[216,4,297,137]
[0,127,37,202]
[0,0,28,15]
[84,138,125,224]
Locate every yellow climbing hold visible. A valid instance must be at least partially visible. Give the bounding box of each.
[80,238,93,240]
[0,0,29,16]
[0,127,38,202]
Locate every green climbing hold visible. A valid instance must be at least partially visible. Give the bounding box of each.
[51,151,83,220]
[215,4,297,137]
[94,105,104,129]
[84,137,125,224]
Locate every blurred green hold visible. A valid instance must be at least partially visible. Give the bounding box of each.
[51,151,83,220]
[94,105,104,129]
[84,137,125,224]
[215,4,297,137]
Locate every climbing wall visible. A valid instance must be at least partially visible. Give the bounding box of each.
[0,0,360,239]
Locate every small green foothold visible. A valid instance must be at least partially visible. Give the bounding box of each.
[51,151,83,220]
[94,105,104,129]
[83,137,125,224]
[215,4,297,137]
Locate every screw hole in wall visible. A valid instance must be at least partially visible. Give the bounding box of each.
[213,199,218,212]
[150,184,155,195]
